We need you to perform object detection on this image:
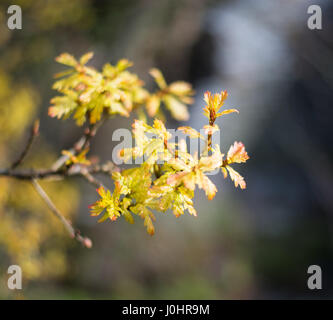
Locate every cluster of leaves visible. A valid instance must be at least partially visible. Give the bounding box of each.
[146,69,194,121]
[48,53,194,125]
[89,90,249,235]
[62,149,91,166]
[46,52,249,236]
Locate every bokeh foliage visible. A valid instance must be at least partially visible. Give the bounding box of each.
[0,0,94,296]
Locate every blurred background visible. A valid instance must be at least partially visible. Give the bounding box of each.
[0,0,333,299]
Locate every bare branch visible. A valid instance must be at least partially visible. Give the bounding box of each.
[11,120,40,169]
[0,110,117,248]
[0,162,120,180]
[0,168,66,179]
[31,179,92,248]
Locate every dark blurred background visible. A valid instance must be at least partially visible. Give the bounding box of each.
[0,0,332,299]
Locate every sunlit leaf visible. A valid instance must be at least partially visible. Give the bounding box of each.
[79,52,94,65]
[200,173,217,200]
[226,165,246,189]
[216,108,239,117]
[178,126,204,139]
[149,68,167,89]
[163,94,189,121]
[168,81,193,96]
[227,141,250,164]
[55,53,77,67]
[146,94,161,117]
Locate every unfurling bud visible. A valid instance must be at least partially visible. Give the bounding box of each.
[83,237,93,248]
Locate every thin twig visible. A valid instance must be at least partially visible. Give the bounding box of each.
[80,169,105,188]
[11,120,40,169]
[31,179,92,248]
[0,116,116,248]
[52,116,106,171]
[0,168,67,179]
[89,161,121,175]
[2,115,115,248]
[0,162,119,180]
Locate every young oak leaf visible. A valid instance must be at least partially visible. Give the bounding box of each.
[221,142,249,189]
[148,175,197,218]
[149,68,167,90]
[149,68,194,120]
[203,90,228,113]
[79,52,94,66]
[55,53,78,67]
[178,126,204,140]
[226,141,250,164]
[121,197,134,224]
[225,165,247,189]
[119,119,174,164]
[203,90,239,124]
[163,94,189,121]
[217,109,239,117]
[62,149,91,166]
[197,170,218,201]
[168,186,197,218]
[48,94,78,119]
[131,204,156,236]
[112,171,131,195]
[50,53,148,126]
[89,186,122,222]
[146,94,161,117]
[144,214,155,236]
[198,145,224,172]
[166,146,222,200]
[168,81,194,97]
[90,169,136,224]
[120,163,152,203]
